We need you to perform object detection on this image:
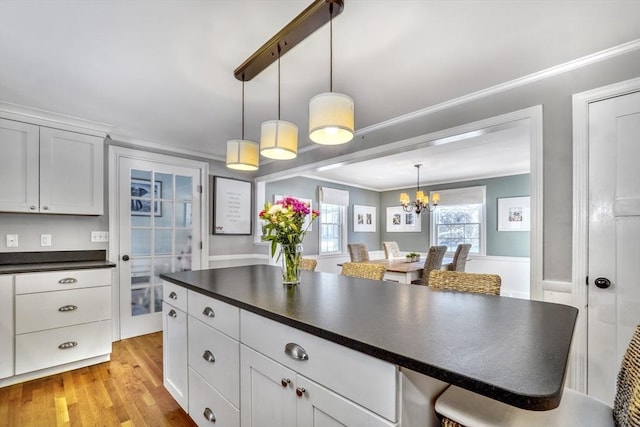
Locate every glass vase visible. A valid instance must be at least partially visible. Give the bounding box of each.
[280,243,302,285]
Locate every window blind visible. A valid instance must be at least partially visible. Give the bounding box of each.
[319,187,349,206]
[432,186,485,206]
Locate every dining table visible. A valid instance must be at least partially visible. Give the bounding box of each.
[350,257,453,284]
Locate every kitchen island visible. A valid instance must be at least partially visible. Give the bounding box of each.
[161,265,577,426]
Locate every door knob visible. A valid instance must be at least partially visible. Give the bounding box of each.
[594,277,612,289]
[122,255,130,261]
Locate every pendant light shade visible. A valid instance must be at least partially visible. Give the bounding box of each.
[309,92,354,145]
[260,120,298,160]
[226,139,259,171]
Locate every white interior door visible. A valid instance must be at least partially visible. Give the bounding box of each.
[118,157,202,339]
[587,90,640,405]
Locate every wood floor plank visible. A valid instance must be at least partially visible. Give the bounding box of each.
[0,333,196,427]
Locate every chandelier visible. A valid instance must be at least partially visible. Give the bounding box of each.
[400,164,440,215]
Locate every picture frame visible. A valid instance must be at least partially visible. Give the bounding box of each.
[353,205,376,232]
[497,196,530,231]
[131,178,161,216]
[274,194,313,231]
[213,176,252,235]
[386,206,421,232]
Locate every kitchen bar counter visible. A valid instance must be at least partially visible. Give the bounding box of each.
[161,265,578,411]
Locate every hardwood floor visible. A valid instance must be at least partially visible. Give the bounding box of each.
[0,332,196,427]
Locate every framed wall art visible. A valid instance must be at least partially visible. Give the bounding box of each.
[353,205,376,232]
[131,178,161,216]
[386,206,421,232]
[497,196,530,231]
[213,176,252,235]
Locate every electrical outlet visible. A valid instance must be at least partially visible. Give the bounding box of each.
[6,234,18,248]
[91,231,109,243]
[41,234,52,247]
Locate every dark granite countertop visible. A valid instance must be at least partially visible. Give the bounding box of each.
[161,265,578,411]
[0,250,116,274]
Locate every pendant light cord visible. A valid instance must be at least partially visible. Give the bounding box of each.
[329,2,333,92]
[241,80,245,140]
[277,44,281,120]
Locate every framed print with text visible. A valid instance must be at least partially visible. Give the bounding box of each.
[213,176,252,235]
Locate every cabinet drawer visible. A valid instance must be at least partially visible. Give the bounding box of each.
[189,368,240,427]
[241,310,398,422]
[15,320,112,375]
[163,281,187,312]
[188,316,240,407]
[188,290,239,340]
[16,286,111,334]
[15,269,111,294]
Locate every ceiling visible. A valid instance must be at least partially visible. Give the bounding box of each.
[1,0,639,187]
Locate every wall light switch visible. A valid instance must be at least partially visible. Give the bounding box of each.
[6,234,18,248]
[41,234,52,247]
[91,231,109,243]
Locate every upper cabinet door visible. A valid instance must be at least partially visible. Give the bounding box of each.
[39,127,104,215]
[0,118,39,213]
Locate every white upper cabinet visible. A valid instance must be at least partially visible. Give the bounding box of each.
[0,118,104,215]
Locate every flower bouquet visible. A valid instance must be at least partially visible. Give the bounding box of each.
[259,197,319,284]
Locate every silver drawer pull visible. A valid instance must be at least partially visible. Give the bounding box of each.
[58,278,77,284]
[168,309,177,318]
[203,407,216,423]
[202,350,215,363]
[58,305,78,312]
[169,291,177,300]
[58,341,78,350]
[202,307,215,318]
[284,343,309,361]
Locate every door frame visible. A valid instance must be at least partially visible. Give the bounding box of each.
[108,145,210,341]
[571,76,640,393]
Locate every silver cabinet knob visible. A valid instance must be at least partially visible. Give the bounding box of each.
[281,377,291,387]
[169,291,177,300]
[202,350,215,363]
[168,309,177,318]
[203,306,215,318]
[29,205,36,210]
[296,387,306,397]
[58,305,78,312]
[203,407,216,423]
[42,206,49,211]
[285,342,309,361]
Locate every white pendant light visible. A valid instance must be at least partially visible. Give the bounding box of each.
[309,2,354,145]
[226,81,259,171]
[260,46,298,160]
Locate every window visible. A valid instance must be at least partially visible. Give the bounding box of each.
[319,203,344,254]
[430,186,486,255]
[318,187,349,255]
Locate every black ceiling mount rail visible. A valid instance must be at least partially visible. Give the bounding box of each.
[234,0,344,82]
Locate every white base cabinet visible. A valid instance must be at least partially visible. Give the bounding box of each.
[1,268,113,386]
[162,282,189,410]
[161,282,399,427]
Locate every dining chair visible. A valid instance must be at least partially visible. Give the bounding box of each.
[340,262,386,281]
[382,241,401,259]
[299,258,318,271]
[347,243,370,262]
[411,245,447,286]
[428,270,501,295]
[445,244,472,272]
[435,324,640,427]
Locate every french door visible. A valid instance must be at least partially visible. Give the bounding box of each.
[118,157,202,339]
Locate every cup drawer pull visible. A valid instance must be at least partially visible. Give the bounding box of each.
[58,305,78,312]
[203,407,216,423]
[202,307,215,318]
[202,350,216,363]
[58,278,78,284]
[58,341,78,350]
[285,342,309,361]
